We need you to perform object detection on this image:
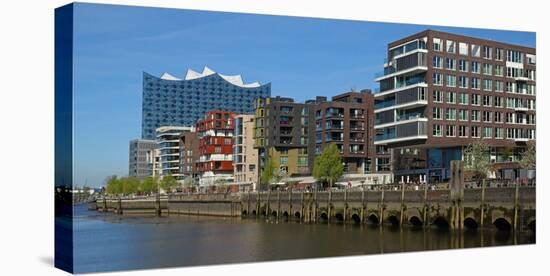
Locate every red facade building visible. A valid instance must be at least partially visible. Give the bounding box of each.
[196,110,235,186]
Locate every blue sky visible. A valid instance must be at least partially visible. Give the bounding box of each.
[72,3,535,187]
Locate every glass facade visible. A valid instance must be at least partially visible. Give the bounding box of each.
[141,71,270,139]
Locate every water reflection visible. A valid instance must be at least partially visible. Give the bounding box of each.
[72,205,535,273]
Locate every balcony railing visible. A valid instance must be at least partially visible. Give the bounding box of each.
[375,121,427,143]
[325,112,344,119]
[396,113,426,122]
[375,100,396,109]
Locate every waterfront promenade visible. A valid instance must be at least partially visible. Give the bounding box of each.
[89,181,535,233]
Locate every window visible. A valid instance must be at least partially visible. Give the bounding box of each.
[459,125,468,137]
[459,93,468,105]
[483,46,492,59]
[433,38,442,51]
[446,91,456,104]
[471,44,481,57]
[433,107,442,120]
[433,56,442,68]
[507,67,524,78]
[506,82,516,93]
[433,124,442,137]
[459,109,469,121]
[433,90,442,102]
[471,110,480,121]
[459,59,468,72]
[471,77,480,89]
[446,108,456,120]
[483,127,492,138]
[495,96,502,107]
[526,69,536,81]
[494,112,503,123]
[459,42,468,55]
[280,156,288,165]
[483,111,492,122]
[495,128,504,139]
[471,94,480,105]
[526,54,536,65]
[447,40,456,53]
[459,76,468,88]
[446,125,456,137]
[494,65,503,76]
[446,75,456,87]
[526,84,536,95]
[483,64,492,75]
[483,79,492,91]
[471,61,480,74]
[495,48,504,61]
[446,58,456,70]
[507,50,523,63]
[506,98,515,108]
[483,95,492,106]
[506,112,514,123]
[495,80,503,92]
[471,126,480,138]
[433,73,443,86]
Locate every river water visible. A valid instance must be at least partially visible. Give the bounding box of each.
[72,204,535,273]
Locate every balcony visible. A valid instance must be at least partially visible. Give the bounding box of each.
[326,135,344,142]
[375,81,427,97]
[326,112,344,119]
[326,123,344,130]
[375,52,428,82]
[350,124,364,131]
[279,137,293,145]
[280,127,293,136]
[374,99,395,110]
[374,121,428,145]
[513,137,529,142]
[513,106,529,112]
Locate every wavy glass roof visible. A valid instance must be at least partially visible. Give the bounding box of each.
[157,66,262,88]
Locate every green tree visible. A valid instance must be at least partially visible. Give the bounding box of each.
[140,176,159,195]
[463,140,491,181]
[122,177,140,195]
[500,146,514,162]
[520,141,536,169]
[105,175,121,195]
[160,174,178,193]
[313,143,344,189]
[260,157,280,190]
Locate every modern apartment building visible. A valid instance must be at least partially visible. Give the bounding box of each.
[128,139,159,179]
[374,29,536,182]
[313,91,376,173]
[156,126,195,181]
[141,66,270,139]
[196,111,235,186]
[233,114,258,190]
[179,131,200,185]
[254,97,315,182]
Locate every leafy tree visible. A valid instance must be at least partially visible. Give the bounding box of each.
[500,146,514,162]
[105,175,121,195]
[463,140,491,181]
[140,176,159,194]
[260,157,281,190]
[160,174,178,193]
[122,177,140,195]
[520,141,536,169]
[313,143,344,189]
